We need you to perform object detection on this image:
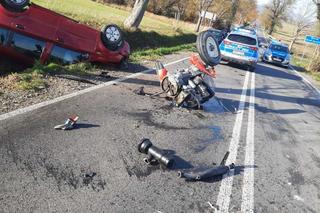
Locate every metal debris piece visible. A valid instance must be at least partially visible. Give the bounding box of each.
[54,115,79,130]
[178,152,235,181]
[138,138,174,168]
[133,86,145,96]
[156,56,216,109]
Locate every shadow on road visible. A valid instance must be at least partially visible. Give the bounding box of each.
[73,123,100,129]
[255,63,301,81]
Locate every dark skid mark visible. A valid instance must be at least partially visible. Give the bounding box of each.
[41,161,106,192]
[192,126,224,153]
[121,153,160,179]
[288,168,305,186]
[5,143,106,192]
[128,111,189,130]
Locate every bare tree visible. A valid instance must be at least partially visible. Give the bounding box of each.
[288,0,316,51]
[265,0,295,35]
[195,0,215,32]
[312,0,320,20]
[124,0,149,30]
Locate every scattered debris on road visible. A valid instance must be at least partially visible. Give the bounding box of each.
[138,138,174,168]
[133,86,146,96]
[54,115,79,130]
[178,152,235,181]
[153,30,221,109]
[156,56,217,109]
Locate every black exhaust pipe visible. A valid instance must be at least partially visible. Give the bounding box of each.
[178,152,234,181]
[138,138,174,168]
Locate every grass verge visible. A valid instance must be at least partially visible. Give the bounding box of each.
[292,56,320,82]
[0,62,93,91]
[131,43,196,62]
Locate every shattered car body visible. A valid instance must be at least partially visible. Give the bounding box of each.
[0,1,130,67]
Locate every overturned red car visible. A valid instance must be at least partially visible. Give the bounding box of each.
[0,0,130,68]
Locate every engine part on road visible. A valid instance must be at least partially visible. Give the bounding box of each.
[154,30,219,109]
[54,115,79,130]
[178,152,235,181]
[138,138,174,168]
[156,57,216,109]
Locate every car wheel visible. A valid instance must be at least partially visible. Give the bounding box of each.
[101,24,124,51]
[2,0,30,12]
[197,30,221,66]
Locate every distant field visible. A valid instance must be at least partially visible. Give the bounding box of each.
[273,22,316,60]
[33,0,195,34]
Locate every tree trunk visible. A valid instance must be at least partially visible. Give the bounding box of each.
[289,29,299,51]
[196,12,204,32]
[289,37,297,51]
[124,0,149,31]
[268,18,276,35]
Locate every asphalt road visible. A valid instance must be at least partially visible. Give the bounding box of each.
[1,54,320,213]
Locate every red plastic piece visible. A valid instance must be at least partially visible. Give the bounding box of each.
[190,55,216,78]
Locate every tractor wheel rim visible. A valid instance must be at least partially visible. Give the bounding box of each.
[206,36,219,58]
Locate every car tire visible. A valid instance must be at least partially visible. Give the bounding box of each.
[1,0,30,12]
[197,30,221,66]
[101,24,124,51]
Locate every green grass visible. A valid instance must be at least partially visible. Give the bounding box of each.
[311,72,320,81]
[17,71,46,90]
[131,43,196,62]
[291,56,320,82]
[0,61,94,91]
[292,56,309,69]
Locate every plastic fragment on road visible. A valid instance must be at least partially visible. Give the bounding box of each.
[54,115,79,130]
[178,151,235,181]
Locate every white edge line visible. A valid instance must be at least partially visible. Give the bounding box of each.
[241,72,255,213]
[215,71,251,213]
[289,65,320,97]
[0,57,190,121]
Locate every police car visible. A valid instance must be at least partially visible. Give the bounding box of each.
[262,41,291,67]
[219,27,259,71]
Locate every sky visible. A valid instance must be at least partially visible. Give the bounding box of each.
[257,0,271,6]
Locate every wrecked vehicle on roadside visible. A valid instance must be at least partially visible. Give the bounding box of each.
[156,30,221,109]
[0,0,130,69]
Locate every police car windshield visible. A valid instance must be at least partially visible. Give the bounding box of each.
[270,44,289,53]
[228,34,257,46]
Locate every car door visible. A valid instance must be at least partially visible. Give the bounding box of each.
[55,18,98,54]
[9,6,58,42]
